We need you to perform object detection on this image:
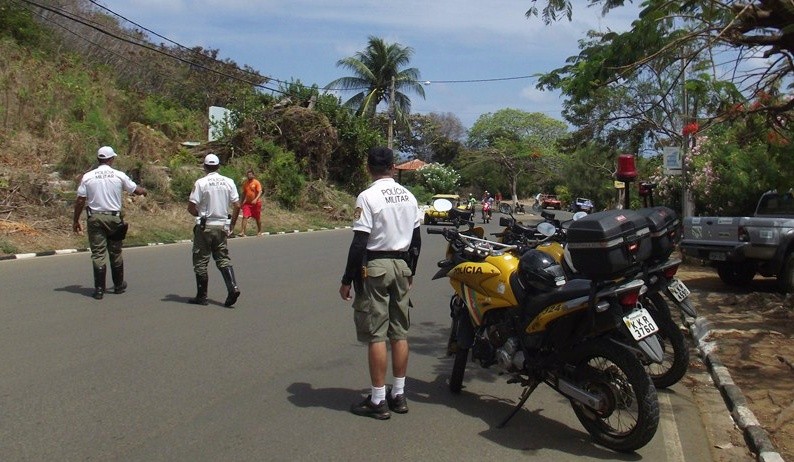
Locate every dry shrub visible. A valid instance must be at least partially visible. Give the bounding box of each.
[0,220,40,236]
[127,122,176,164]
[0,129,61,170]
[278,107,337,181]
[304,180,355,221]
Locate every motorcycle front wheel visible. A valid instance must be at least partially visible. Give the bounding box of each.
[643,294,690,389]
[450,346,469,394]
[569,338,659,453]
[449,314,473,394]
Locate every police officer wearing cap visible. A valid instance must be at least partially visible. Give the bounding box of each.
[340,146,422,419]
[187,153,241,307]
[73,145,148,300]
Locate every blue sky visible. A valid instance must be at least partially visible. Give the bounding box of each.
[99,0,638,129]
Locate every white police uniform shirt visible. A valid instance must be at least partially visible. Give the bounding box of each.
[189,172,239,226]
[76,164,138,212]
[353,177,421,251]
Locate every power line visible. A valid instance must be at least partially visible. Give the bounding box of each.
[16,0,287,95]
[18,0,543,103]
[85,1,539,92]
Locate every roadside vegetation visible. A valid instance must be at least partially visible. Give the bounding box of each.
[1,0,791,255]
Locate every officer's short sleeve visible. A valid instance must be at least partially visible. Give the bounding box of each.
[117,172,138,194]
[228,178,240,203]
[76,174,87,197]
[352,192,372,233]
[188,180,201,204]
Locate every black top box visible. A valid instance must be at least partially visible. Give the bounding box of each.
[566,209,652,279]
[637,206,680,262]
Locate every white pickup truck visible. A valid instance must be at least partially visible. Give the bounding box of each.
[680,189,794,292]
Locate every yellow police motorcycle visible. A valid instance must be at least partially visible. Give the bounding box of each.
[426,201,660,453]
[496,209,693,389]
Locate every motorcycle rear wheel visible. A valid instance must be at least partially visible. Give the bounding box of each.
[643,294,690,389]
[569,338,659,453]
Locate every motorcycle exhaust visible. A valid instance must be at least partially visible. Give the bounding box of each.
[557,378,606,410]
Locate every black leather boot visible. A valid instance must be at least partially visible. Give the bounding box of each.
[220,266,240,307]
[92,265,106,300]
[111,264,127,294]
[188,274,209,305]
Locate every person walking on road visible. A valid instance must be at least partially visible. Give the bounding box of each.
[187,154,241,307]
[73,146,148,300]
[339,146,422,420]
[237,169,263,236]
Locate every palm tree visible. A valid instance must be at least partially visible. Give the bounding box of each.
[326,36,425,124]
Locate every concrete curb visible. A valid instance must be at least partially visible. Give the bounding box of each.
[685,315,785,462]
[0,226,351,262]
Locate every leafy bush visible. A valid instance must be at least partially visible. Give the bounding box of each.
[417,163,460,194]
[406,184,433,205]
[167,149,197,170]
[264,150,305,210]
[0,1,47,45]
[170,167,202,201]
[139,95,203,139]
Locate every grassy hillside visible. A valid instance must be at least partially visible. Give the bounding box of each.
[0,24,354,256]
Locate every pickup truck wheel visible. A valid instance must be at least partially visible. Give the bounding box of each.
[778,254,794,294]
[716,262,756,286]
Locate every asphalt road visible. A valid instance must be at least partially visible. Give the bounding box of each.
[0,212,716,461]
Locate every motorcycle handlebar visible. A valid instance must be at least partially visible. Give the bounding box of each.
[426,227,446,235]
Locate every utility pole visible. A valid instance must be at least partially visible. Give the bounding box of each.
[681,56,695,217]
[387,75,395,150]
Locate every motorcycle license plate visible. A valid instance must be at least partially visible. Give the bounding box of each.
[623,308,659,341]
[668,278,691,302]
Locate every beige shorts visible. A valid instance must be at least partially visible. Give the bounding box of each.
[352,258,412,343]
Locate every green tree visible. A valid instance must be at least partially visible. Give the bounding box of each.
[527,0,794,127]
[466,109,568,201]
[325,36,425,125]
[397,112,466,164]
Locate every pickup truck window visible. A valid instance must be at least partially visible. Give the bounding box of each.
[756,192,794,216]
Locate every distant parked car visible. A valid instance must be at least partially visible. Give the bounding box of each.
[569,197,595,214]
[539,194,562,210]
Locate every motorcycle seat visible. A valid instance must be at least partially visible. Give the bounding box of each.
[521,278,593,319]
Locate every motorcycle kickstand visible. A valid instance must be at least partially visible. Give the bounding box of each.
[497,380,539,429]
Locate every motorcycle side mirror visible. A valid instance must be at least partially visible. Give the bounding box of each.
[499,216,514,227]
[572,211,588,221]
[433,199,453,212]
[536,222,556,237]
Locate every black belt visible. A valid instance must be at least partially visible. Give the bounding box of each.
[368,251,407,260]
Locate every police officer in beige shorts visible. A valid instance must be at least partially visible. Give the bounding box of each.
[339,146,422,419]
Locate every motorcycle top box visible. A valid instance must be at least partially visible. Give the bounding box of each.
[637,206,680,262]
[566,209,652,279]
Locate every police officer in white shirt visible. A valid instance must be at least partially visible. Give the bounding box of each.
[73,146,148,300]
[340,146,422,419]
[187,154,241,307]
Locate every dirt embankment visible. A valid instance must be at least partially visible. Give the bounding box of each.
[678,264,794,461]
